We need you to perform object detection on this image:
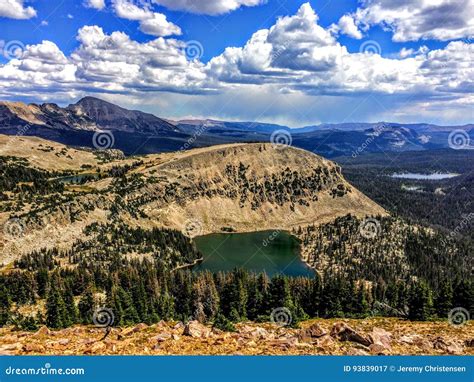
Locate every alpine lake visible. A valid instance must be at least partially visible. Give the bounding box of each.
[193,230,314,277]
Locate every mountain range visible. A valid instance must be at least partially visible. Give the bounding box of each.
[1,96,472,157]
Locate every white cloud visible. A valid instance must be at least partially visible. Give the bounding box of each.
[112,0,181,37]
[206,3,473,104]
[0,0,36,19]
[84,0,106,11]
[0,3,472,125]
[151,0,266,15]
[351,0,474,42]
[337,15,363,39]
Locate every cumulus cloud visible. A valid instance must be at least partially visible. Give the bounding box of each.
[337,15,363,39]
[351,0,474,42]
[206,3,472,97]
[0,0,36,19]
[0,3,472,125]
[151,0,266,15]
[83,0,106,10]
[112,0,181,37]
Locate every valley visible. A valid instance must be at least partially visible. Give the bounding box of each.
[0,134,472,356]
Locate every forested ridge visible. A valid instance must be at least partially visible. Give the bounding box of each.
[0,145,472,331]
[1,215,472,331]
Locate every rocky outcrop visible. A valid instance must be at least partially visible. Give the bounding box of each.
[183,321,212,338]
[0,319,472,355]
[330,322,371,347]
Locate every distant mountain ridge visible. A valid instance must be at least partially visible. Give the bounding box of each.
[0,96,472,157]
[0,96,178,135]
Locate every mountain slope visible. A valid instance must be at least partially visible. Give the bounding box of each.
[0,97,178,135]
[1,96,473,157]
[0,138,385,266]
[68,96,178,134]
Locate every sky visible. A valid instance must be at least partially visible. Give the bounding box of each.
[0,0,472,127]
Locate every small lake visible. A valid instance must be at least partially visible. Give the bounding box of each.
[54,173,99,184]
[391,172,459,180]
[193,231,314,277]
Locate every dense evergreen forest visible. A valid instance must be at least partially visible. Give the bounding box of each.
[1,217,472,331]
[336,149,474,240]
[0,149,472,331]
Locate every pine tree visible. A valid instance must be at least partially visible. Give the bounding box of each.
[63,283,78,326]
[408,280,433,321]
[45,288,67,328]
[435,281,453,318]
[0,284,11,326]
[78,287,95,324]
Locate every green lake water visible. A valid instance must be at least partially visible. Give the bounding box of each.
[193,231,314,277]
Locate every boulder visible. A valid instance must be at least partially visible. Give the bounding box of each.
[369,343,389,354]
[84,341,106,354]
[23,343,46,352]
[0,343,22,355]
[249,327,269,339]
[154,333,172,342]
[58,338,70,346]
[183,320,211,338]
[368,327,392,351]
[346,347,369,355]
[119,323,148,338]
[299,323,327,342]
[330,322,371,347]
[34,326,51,337]
[433,337,463,354]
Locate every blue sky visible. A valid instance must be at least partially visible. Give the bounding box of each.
[0,0,472,126]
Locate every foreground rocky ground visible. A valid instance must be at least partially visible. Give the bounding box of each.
[1,318,472,355]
